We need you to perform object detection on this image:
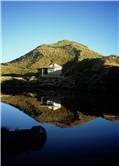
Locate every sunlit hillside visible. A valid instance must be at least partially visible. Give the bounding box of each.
[1,40,103,75]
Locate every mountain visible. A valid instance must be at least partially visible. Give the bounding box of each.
[2,40,103,75]
[1,40,119,92]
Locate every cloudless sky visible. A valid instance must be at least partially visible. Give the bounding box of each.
[1,1,119,63]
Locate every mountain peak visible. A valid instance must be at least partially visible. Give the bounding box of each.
[1,40,103,75]
[57,39,74,43]
[50,39,88,48]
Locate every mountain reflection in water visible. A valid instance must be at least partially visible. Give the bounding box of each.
[1,90,119,127]
[1,90,119,166]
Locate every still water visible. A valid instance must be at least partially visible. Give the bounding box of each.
[1,91,119,166]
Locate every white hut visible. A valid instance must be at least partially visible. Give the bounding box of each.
[41,63,63,77]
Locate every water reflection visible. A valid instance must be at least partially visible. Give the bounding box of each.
[1,90,119,166]
[1,90,119,128]
[1,102,40,130]
[40,97,61,111]
[1,126,47,156]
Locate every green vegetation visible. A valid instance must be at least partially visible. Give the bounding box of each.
[1,40,119,92]
[1,40,102,75]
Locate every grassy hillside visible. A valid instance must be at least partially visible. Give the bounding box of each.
[1,40,103,75]
[1,40,119,92]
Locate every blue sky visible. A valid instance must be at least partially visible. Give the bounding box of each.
[2,1,119,63]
